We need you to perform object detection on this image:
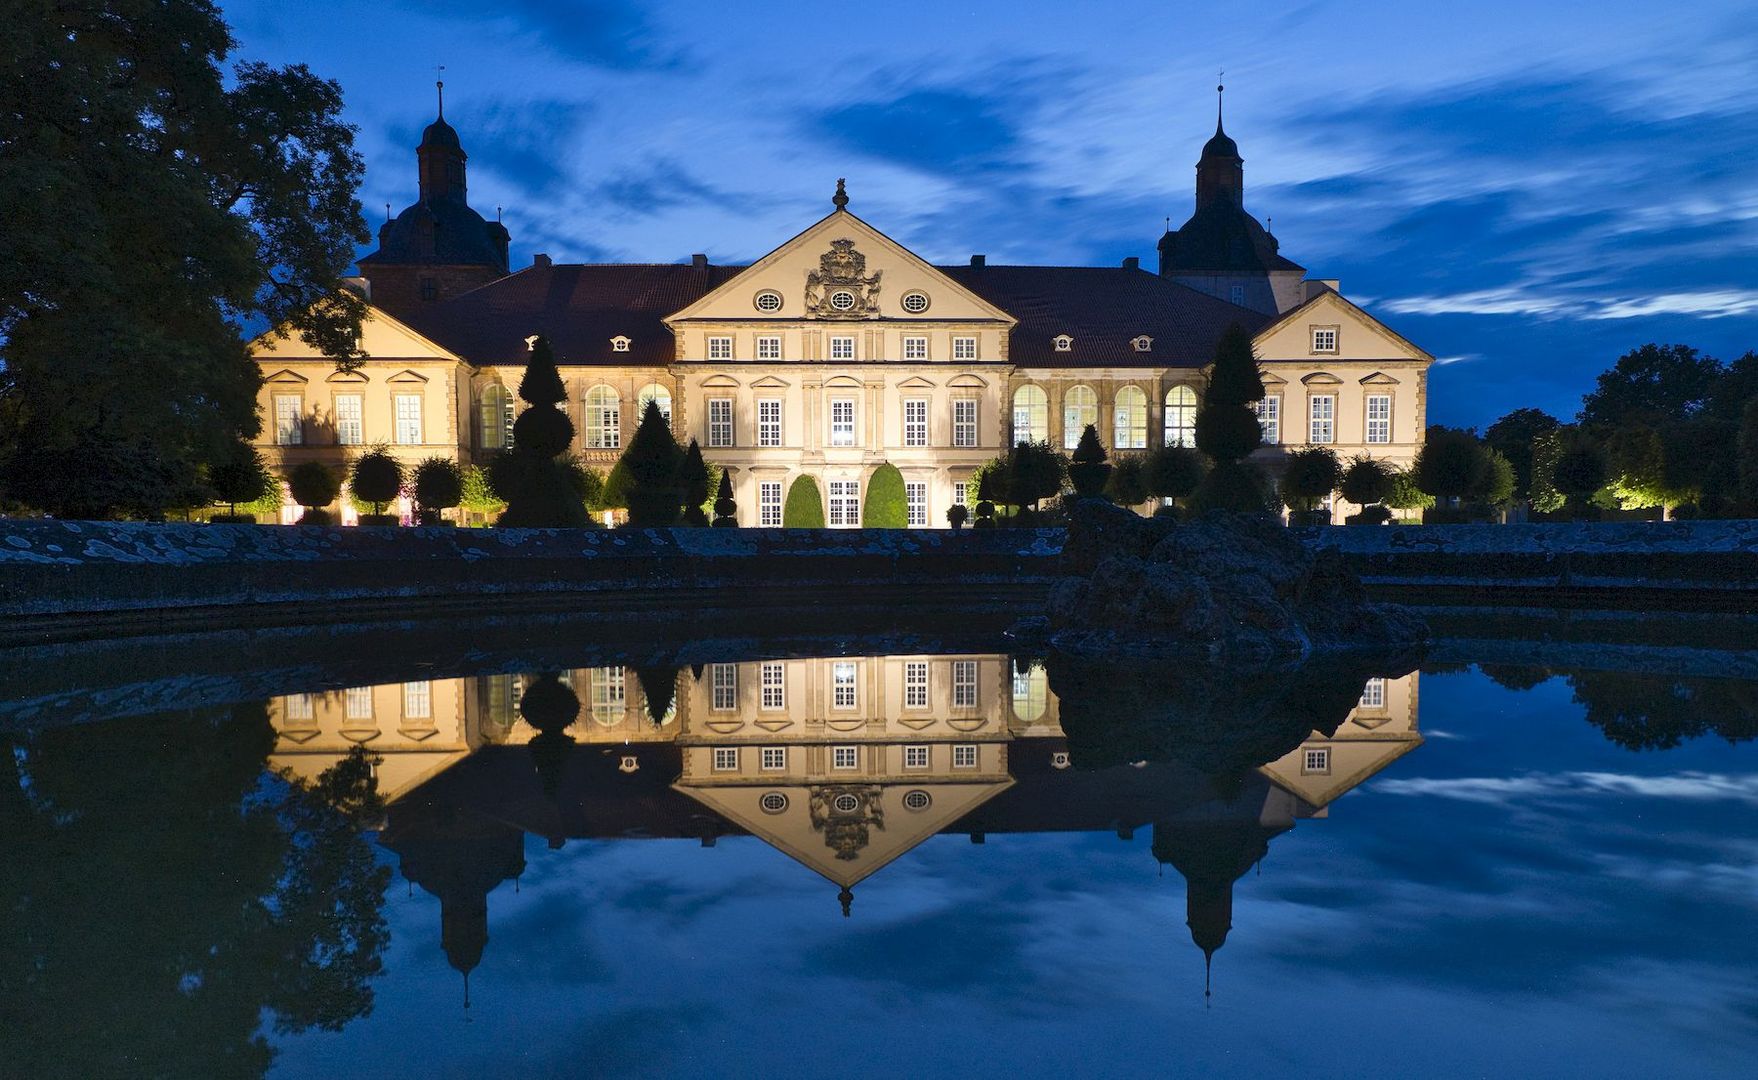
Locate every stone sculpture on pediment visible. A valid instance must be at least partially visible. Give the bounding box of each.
[804,238,883,319]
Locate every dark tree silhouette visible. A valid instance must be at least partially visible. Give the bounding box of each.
[288,460,341,525]
[412,457,463,525]
[1191,323,1268,513]
[498,337,590,528]
[678,440,711,527]
[711,469,738,527]
[209,441,276,522]
[350,448,403,524]
[620,400,683,528]
[1067,425,1112,498]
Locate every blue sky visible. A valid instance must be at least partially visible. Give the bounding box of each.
[223,1,1758,429]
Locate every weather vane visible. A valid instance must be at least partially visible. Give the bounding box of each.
[436,64,446,116]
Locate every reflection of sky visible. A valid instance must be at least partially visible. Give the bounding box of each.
[270,670,1758,1079]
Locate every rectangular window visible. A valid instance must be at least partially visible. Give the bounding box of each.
[953,482,968,507]
[830,399,856,446]
[705,398,733,448]
[761,747,787,772]
[1366,395,1392,444]
[832,661,857,709]
[903,399,928,447]
[953,399,978,448]
[1309,395,1335,444]
[832,745,858,770]
[904,745,930,769]
[903,336,928,360]
[952,744,978,769]
[905,482,927,527]
[708,336,734,360]
[759,481,782,527]
[760,661,785,709]
[345,686,373,720]
[285,693,314,720]
[952,660,978,707]
[830,336,855,360]
[711,663,738,711]
[394,393,423,445]
[1359,677,1386,709]
[1230,283,1246,306]
[953,337,977,360]
[1255,395,1280,445]
[756,336,782,360]
[758,399,783,447]
[904,661,929,708]
[1302,747,1331,774]
[1312,326,1338,353]
[335,394,363,446]
[402,680,431,719]
[713,747,739,772]
[274,395,303,446]
[828,480,859,527]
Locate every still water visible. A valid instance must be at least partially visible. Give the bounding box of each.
[3,637,1756,1079]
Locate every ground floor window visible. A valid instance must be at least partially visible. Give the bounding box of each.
[905,482,927,527]
[759,481,782,527]
[828,480,859,527]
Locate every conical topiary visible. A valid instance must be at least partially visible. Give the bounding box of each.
[621,399,684,527]
[711,469,738,527]
[1191,322,1270,513]
[498,336,591,528]
[1067,424,1111,498]
[679,439,710,527]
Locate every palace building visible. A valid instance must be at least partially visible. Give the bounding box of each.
[250,93,1433,524]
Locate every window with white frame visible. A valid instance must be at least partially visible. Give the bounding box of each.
[828,480,859,527]
[904,399,928,447]
[285,693,314,720]
[1309,395,1335,443]
[1302,747,1331,774]
[1311,326,1339,353]
[708,336,733,360]
[952,744,978,769]
[708,398,734,447]
[1012,385,1048,445]
[830,399,856,446]
[761,746,787,771]
[586,385,621,449]
[710,663,738,711]
[274,395,303,445]
[1366,395,1391,444]
[952,660,978,707]
[901,291,931,314]
[1359,677,1386,709]
[1053,334,1073,352]
[345,686,373,720]
[905,482,927,527]
[758,399,782,447]
[1114,386,1147,449]
[754,290,784,313]
[610,335,631,353]
[713,747,739,772]
[1256,395,1280,444]
[830,336,855,360]
[832,745,858,770]
[1063,385,1097,450]
[636,383,672,426]
[903,336,928,360]
[905,661,929,708]
[760,661,785,709]
[759,481,782,526]
[1164,385,1197,448]
[402,680,431,719]
[336,394,364,446]
[590,667,625,726]
[953,481,968,507]
[757,335,782,360]
[953,399,978,448]
[904,745,930,769]
[394,394,423,445]
[832,661,858,709]
[953,336,977,360]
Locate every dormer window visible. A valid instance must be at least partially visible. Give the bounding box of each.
[1053,334,1073,352]
[610,335,632,353]
[1131,335,1152,353]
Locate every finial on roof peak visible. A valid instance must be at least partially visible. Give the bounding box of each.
[839,885,853,916]
[437,64,446,119]
[832,178,849,210]
[1216,70,1225,133]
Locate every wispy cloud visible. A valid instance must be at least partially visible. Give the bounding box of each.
[1374,771,1758,805]
[398,0,684,70]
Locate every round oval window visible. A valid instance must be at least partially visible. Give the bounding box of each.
[830,290,857,311]
[760,792,788,814]
[832,793,861,814]
[901,292,930,313]
[754,291,783,313]
[903,790,932,811]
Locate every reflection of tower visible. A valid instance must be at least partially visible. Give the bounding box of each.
[1152,815,1286,999]
[389,808,526,1010]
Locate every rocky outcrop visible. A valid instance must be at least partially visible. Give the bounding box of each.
[1045,499,1426,665]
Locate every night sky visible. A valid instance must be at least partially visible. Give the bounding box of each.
[223,1,1758,430]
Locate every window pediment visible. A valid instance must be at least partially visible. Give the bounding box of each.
[824,374,863,389]
[263,368,309,384]
[1259,372,1288,386]
[948,374,987,388]
[750,375,791,390]
[701,374,741,388]
[324,370,368,384]
[1301,372,1344,386]
[386,369,429,384]
[1359,371,1401,386]
[897,376,936,390]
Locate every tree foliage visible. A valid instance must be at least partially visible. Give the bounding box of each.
[1005,441,1066,509]
[209,442,276,516]
[349,449,402,517]
[1280,447,1342,511]
[1191,322,1267,512]
[1066,425,1112,498]
[678,440,710,527]
[620,399,684,527]
[1742,398,1758,510]
[497,337,590,528]
[1579,343,1722,428]
[1105,454,1150,507]
[1414,427,1489,502]
[712,469,738,527]
[862,463,908,527]
[1339,456,1396,507]
[1145,446,1207,502]
[0,3,368,518]
[1484,408,1559,502]
[411,457,462,524]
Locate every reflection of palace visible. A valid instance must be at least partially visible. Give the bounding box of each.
[269,660,1418,993]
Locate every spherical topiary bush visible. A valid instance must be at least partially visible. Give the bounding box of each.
[288,460,341,525]
[412,457,464,526]
[350,448,404,525]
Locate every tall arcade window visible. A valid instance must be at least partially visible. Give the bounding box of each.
[1063,385,1098,450]
[636,383,672,426]
[828,480,859,526]
[1011,385,1048,445]
[589,667,625,725]
[586,385,621,449]
[477,385,511,449]
[1164,385,1197,448]
[759,481,782,526]
[905,482,927,526]
[274,395,303,446]
[953,660,978,708]
[1114,386,1147,449]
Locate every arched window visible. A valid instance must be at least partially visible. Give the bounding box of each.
[585,385,621,449]
[1012,385,1048,446]
[636,382,672,427]
[1164,385,1197,448]
[1114,386,1147,449]
[590,667,625,726]
[1011,663,1047,724]
[1062,385,1097,450]
[478,384,513,450]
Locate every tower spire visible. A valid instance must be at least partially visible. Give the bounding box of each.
[436,65,446,119]
[1216,70,1225,133]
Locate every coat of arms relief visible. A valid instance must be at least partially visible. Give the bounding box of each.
[804,238,882,319]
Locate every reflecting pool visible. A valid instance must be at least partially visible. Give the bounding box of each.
[3,638,1755,1078]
